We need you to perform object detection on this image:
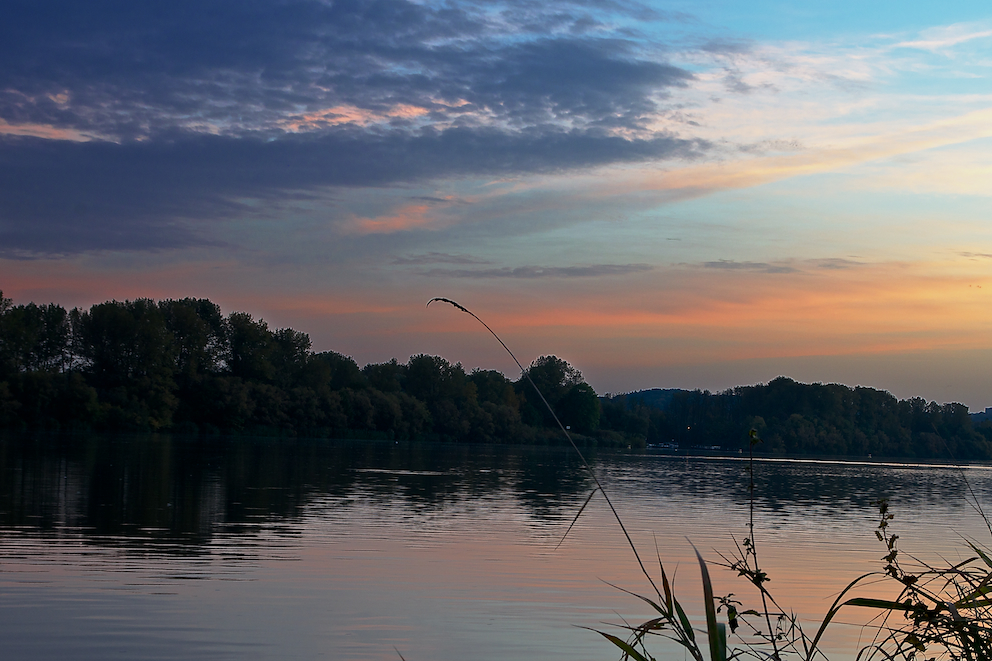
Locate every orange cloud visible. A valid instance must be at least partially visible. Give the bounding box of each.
[0,118,95,141]
[340,196,466,234]
[280,103,430,132]
[342,204,435,235]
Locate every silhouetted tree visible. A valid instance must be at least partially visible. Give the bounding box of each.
[517,355,583,428]
[0,301,71,376]
[159,298,225,380]
[226,312,276,383]
[362,359,404,392]
[557,382,600,434]
[74,299,177,430]
[308,351,366,391]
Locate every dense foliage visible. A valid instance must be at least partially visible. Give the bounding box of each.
[0,292,603,444]
[602,380,992,459]
[1,291,988,457]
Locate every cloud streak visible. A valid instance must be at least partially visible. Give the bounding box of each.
[0,129,703,253]
[420,263,654,278]
[392,252,491,265]
[702,260,797,274]
[894,23,992,52]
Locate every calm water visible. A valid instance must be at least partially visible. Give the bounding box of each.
[1,435,990,661]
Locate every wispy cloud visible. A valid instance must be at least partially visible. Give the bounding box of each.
[811,258,863,270]
[0,129,703,252]
[683,258,864,276]
[392,252,490,265]
[0,116,96,141]
[343,204,440,235]
[593,106,992,202]
[421,263,654,278]
[894,23,992,53]
[701,260,797,274]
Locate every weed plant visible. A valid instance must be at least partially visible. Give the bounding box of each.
[840,499,992,661]
[594,454,992,661]
[427,298,992,661]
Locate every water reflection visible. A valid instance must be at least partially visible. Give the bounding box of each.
[610,453,990,513]
[0,435,602,548]
[2,434,987,549]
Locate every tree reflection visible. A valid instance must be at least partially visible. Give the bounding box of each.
[0,435,984,552]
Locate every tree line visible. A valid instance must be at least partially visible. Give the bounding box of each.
[604,379,992,459]
[0,292,603,444]
[1,291,989,458]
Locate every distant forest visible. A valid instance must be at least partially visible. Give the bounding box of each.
[1,292,990,459]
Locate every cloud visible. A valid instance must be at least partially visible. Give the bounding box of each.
[0,0,705,254]
[6,4,988,258]
[421,263,654,278]
[894,23,992,52]
[721,68,776,95]
[0,116,97,142]
[693,258,862,275]
[811,258,863,270]
[701,260,798,274]
[0,0,692,139]
[344,203,438,235]
[699,38,754,55]
[0,129,704,254]
[591,106,992,204]
[392,252,491,265]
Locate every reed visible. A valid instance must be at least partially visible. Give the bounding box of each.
[428,298,992,661]
[831,499,992,661]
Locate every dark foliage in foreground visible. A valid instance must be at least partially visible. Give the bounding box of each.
[0,291,988,457]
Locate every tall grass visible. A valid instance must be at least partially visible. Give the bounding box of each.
[428,298,992,661]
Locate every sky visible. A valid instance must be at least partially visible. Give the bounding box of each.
[2,0,992,410]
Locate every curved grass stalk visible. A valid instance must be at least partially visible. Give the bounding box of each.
[428,297,740,661]
[427,297,662,600]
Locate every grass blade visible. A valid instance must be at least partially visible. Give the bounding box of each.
[661,565,674,616]
[602,580,668,616]
[694,544,726,661]
[555,487,599,551]
[674,598,695,643]
[594,630,652,661]
[968,542,992,570]
[844,597,920,611]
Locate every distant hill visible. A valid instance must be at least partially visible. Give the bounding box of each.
[972,408,992,423]
[605,388,687,411]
